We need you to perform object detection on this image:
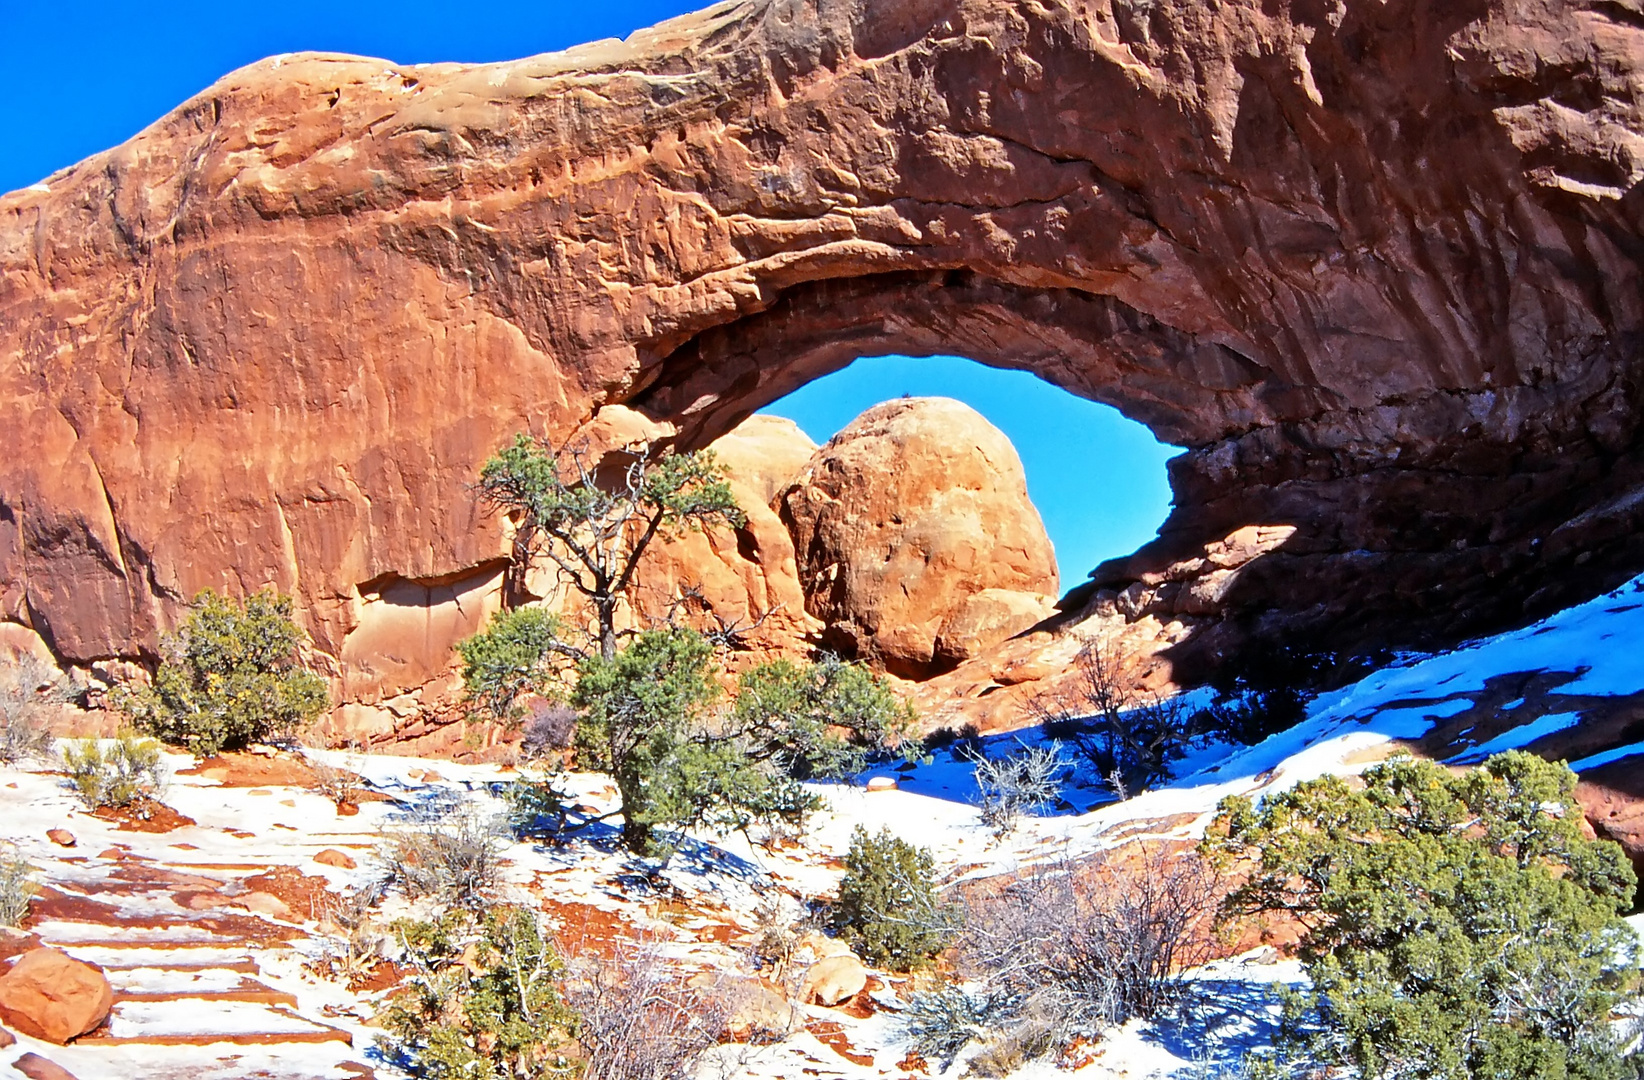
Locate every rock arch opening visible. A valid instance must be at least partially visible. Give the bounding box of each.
[757,353,1179,588]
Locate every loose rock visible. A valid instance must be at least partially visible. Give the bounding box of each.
[313,849,357,870]
[12,1054,78,1080]
[800,954,868,1007]
[0,948,113,1043]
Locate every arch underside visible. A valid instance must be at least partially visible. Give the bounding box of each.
[629,270,1644,673]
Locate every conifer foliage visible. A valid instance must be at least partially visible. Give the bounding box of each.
[832,826,955,969]
[118,590,329,756]
[1204,751,1641,1080]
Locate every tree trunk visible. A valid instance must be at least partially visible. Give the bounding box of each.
[597,598,618,661]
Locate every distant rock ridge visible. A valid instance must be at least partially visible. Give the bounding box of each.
[3,0,1643,735]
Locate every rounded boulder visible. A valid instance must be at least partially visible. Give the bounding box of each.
[0,949,113,1043]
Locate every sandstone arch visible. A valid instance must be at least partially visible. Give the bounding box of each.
[1,0,1641,709]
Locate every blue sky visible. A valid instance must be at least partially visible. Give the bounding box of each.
[1,0,705,194]
[4,1,1179,584]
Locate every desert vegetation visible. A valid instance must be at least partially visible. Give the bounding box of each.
[115,589,329,755]
[60,730,169,810]
[831,825,956,970]
[463,435,917,855]
[0,654,69,764]
[1205,751,1642,1079]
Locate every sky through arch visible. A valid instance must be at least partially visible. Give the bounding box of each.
[759,356,1179,587]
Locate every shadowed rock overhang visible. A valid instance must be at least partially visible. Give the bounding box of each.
[0,0,1641,688]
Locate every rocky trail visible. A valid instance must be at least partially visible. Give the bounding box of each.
[0,762,392,1079]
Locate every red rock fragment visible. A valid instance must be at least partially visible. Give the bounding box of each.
[12,1054,78,1080]
[314,849,357,869]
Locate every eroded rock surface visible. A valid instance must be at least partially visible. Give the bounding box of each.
[782,398,1058,676]
[2,0,1642,719]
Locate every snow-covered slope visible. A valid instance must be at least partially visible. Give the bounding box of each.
[3,575,1643,1079]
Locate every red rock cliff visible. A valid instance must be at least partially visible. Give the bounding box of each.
[1,0,1641,703]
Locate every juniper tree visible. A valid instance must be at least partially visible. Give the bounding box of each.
[1203,751,1640,1080]
[477,434,744,661]
[568,630,913,855]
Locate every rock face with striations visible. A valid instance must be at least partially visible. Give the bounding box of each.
[2,0,1643,718]
[782,398,1058,676]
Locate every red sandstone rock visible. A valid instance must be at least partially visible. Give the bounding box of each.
[0,949,112,1043]
[44,830,73,848]
[0,0,1641,719]
[709,415,817,508]
[1575,766,1644,884]
[12,1052,77,1078]
[800,954,869,1007]
[782,398,1058,676]
[11,1055,78,1080]
[313,849,357,869]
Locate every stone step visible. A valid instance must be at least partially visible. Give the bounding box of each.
[75,1028,354,1047]
[88,999,354,1046]
[115,986,299,1007]
[88,957,261,974]
[32,922,241,945]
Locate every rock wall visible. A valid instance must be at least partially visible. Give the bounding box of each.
[2,0,1642,723]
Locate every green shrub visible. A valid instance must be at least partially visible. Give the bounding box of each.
[378,905,574,1079]
[1204,751,1641,1080]
[0,849,37,927]
[832,826,955,969]
[457,608,572,722]
[117,589,329,756]
[728,654,918,779]
[61,732,168,809]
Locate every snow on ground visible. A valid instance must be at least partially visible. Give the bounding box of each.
[4,574,1644,1078]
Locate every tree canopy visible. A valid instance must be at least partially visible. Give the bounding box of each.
[1204,751,1640,1080]
[478,435,744,660]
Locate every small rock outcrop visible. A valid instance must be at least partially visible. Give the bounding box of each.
[782,399,1058,677]
[800,953,869,1007]
[1575,766,1644,884]
[12,1054,78,1080]
[0,948,113,1043]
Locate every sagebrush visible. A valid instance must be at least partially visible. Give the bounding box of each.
[971,740,1066,836]
[0,654,67,764]
[0,849,37,927]
[377,809,504,906]
[61,732,168,809]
